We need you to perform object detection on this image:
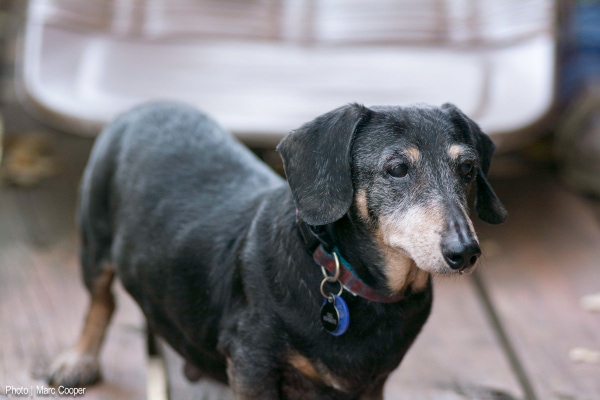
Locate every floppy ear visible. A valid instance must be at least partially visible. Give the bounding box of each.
[442,103,507,224]
[276,104,370,226]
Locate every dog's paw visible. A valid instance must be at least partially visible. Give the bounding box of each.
[47,349,101,388]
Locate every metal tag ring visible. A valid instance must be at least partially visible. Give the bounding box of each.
[320,277,343,299]
[319,251,343,298]
[321,251,341,281]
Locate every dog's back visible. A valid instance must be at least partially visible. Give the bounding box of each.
[77,102,284,379]
[81,102,281,257]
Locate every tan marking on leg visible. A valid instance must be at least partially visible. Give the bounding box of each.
[287,352,321,382]
[287,352,350,392]
[405,147,421,163]
[48,268,115,387]
[75,269,115,355]
[355,189,370,221]
[448,144,467,160]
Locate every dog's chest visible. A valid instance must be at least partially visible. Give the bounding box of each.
[279,288,433,395]
[283,323,410,394]
[283,353,359,396]
[284,347,398,397]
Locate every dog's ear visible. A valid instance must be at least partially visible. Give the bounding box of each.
[277,104,370,226]
[442,103,507,224]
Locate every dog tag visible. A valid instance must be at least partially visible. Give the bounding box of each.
[321,294,350,336]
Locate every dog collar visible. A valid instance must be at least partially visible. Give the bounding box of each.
[313,245,405,304]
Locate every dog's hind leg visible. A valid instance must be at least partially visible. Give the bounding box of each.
[47,254,116,388]
[47,120,121,388]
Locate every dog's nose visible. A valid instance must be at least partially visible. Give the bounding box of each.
[442,240,481,271]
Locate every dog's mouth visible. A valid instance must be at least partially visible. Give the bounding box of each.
[435,260,479,275]
[378,210,480,281]
[385,242,480,277]
[380,238,479,295]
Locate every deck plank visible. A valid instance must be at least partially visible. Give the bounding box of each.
[0,149,147,400]
[475,170,600,400]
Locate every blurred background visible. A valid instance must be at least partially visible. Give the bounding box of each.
[1,1,599,400]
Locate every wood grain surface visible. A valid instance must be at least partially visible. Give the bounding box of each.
[475,170,600,400]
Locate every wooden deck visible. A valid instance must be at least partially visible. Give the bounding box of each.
[0,122,599,400]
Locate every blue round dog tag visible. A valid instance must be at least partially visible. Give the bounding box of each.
[321,294,350,336]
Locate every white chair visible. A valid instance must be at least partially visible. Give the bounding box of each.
[18,0,556,149]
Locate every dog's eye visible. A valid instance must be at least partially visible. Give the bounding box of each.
[459,162,474,177]
[388,163,408,178]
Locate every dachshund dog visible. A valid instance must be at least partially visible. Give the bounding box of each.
[47,101,506,399]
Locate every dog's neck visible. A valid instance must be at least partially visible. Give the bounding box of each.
[312,244,406,303]
[296,214,427,301]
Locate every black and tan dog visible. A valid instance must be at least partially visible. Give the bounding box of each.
[47,101,506,398]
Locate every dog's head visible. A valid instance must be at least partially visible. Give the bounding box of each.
[277,104,506,287]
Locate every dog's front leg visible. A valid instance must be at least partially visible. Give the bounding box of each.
[219,311,282,399]
[225,349,280,399]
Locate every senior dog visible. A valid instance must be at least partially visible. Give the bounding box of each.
[47,101,506,399]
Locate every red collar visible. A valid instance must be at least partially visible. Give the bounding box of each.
[313,245,405,304]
